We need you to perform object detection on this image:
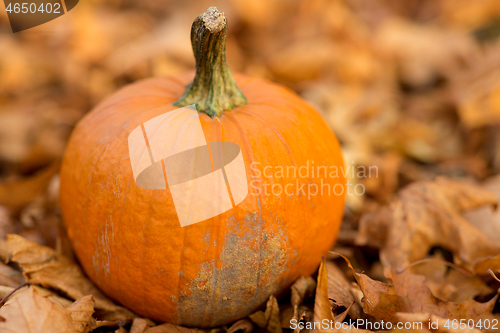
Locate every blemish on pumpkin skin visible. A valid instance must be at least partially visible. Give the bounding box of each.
[202,232,212,255]
[154,269,167,278]
[246,212,258,222]
[176,215,296,328]
[92,221,112,285]
[197,280,208,288]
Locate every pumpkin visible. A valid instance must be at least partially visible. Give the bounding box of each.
[60,7,345,327]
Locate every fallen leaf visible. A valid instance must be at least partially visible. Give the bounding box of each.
[356,177,500,270]
[282,305,312,333]
[6,234,136,322]
[0,207,16,242]
[464,174,500,236]
[290,276,316,322]
[312,258,372,332]
[313,258,334,325]
[249,295,282,333]
[325,261,354,309]
[334,302,355,323]
[2,284,74,310]
[411,260,493,303]
[144,323,206,333]
[0,286,79,332]
[474,254,500,275]
[67,295,95,333]
[339,253,498,322]
[375,18,478,88]
[130,318,152,333]
[354,206,392,249]
[451,44,500,129]
[226,318,254,333]
[32,285,73,308]
[387,269,497,320]
[0,162,60,211]
[0,261,25,288]
[0,284,30,305]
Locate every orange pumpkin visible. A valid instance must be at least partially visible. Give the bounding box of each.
[60,7,345,327]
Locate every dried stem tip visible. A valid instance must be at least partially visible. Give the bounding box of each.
[200,6,226,32]
[174,7,247,117]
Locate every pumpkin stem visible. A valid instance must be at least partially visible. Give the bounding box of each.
[174,7,246,117]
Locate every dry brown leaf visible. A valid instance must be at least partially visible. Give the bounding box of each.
[0,162,59,211]
[313,258,335,325]
[0,286,79,333]
[338,253,497,323]
[67,295,95,333]
[451,44,500,129]
[0,207,16,243]
[104,15,192,76]
[283,305,312,332]
[440,0,500,29]
[334,302,355,323]
[0,285,16,300]
[465,174,500,252]
[291,276,316,321]
[0,283,91,320]
[0,261,24,288]
[6,234,136,322]
[33,285,73,308]
[144,323,206,333]
[312,258,372,332]
[0,284,31,305]
[474,254,500,275]
[130,318,153,333]
[226,318,254,333]
[407,252,494,303]
[456,70,500,129]
[411,260,493,303]
[325,261,354,309]
[2,284,74,309]
[375,18,478,88]
[249,295,282,333]
[356,177,500,270]
[387,269,497,320]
